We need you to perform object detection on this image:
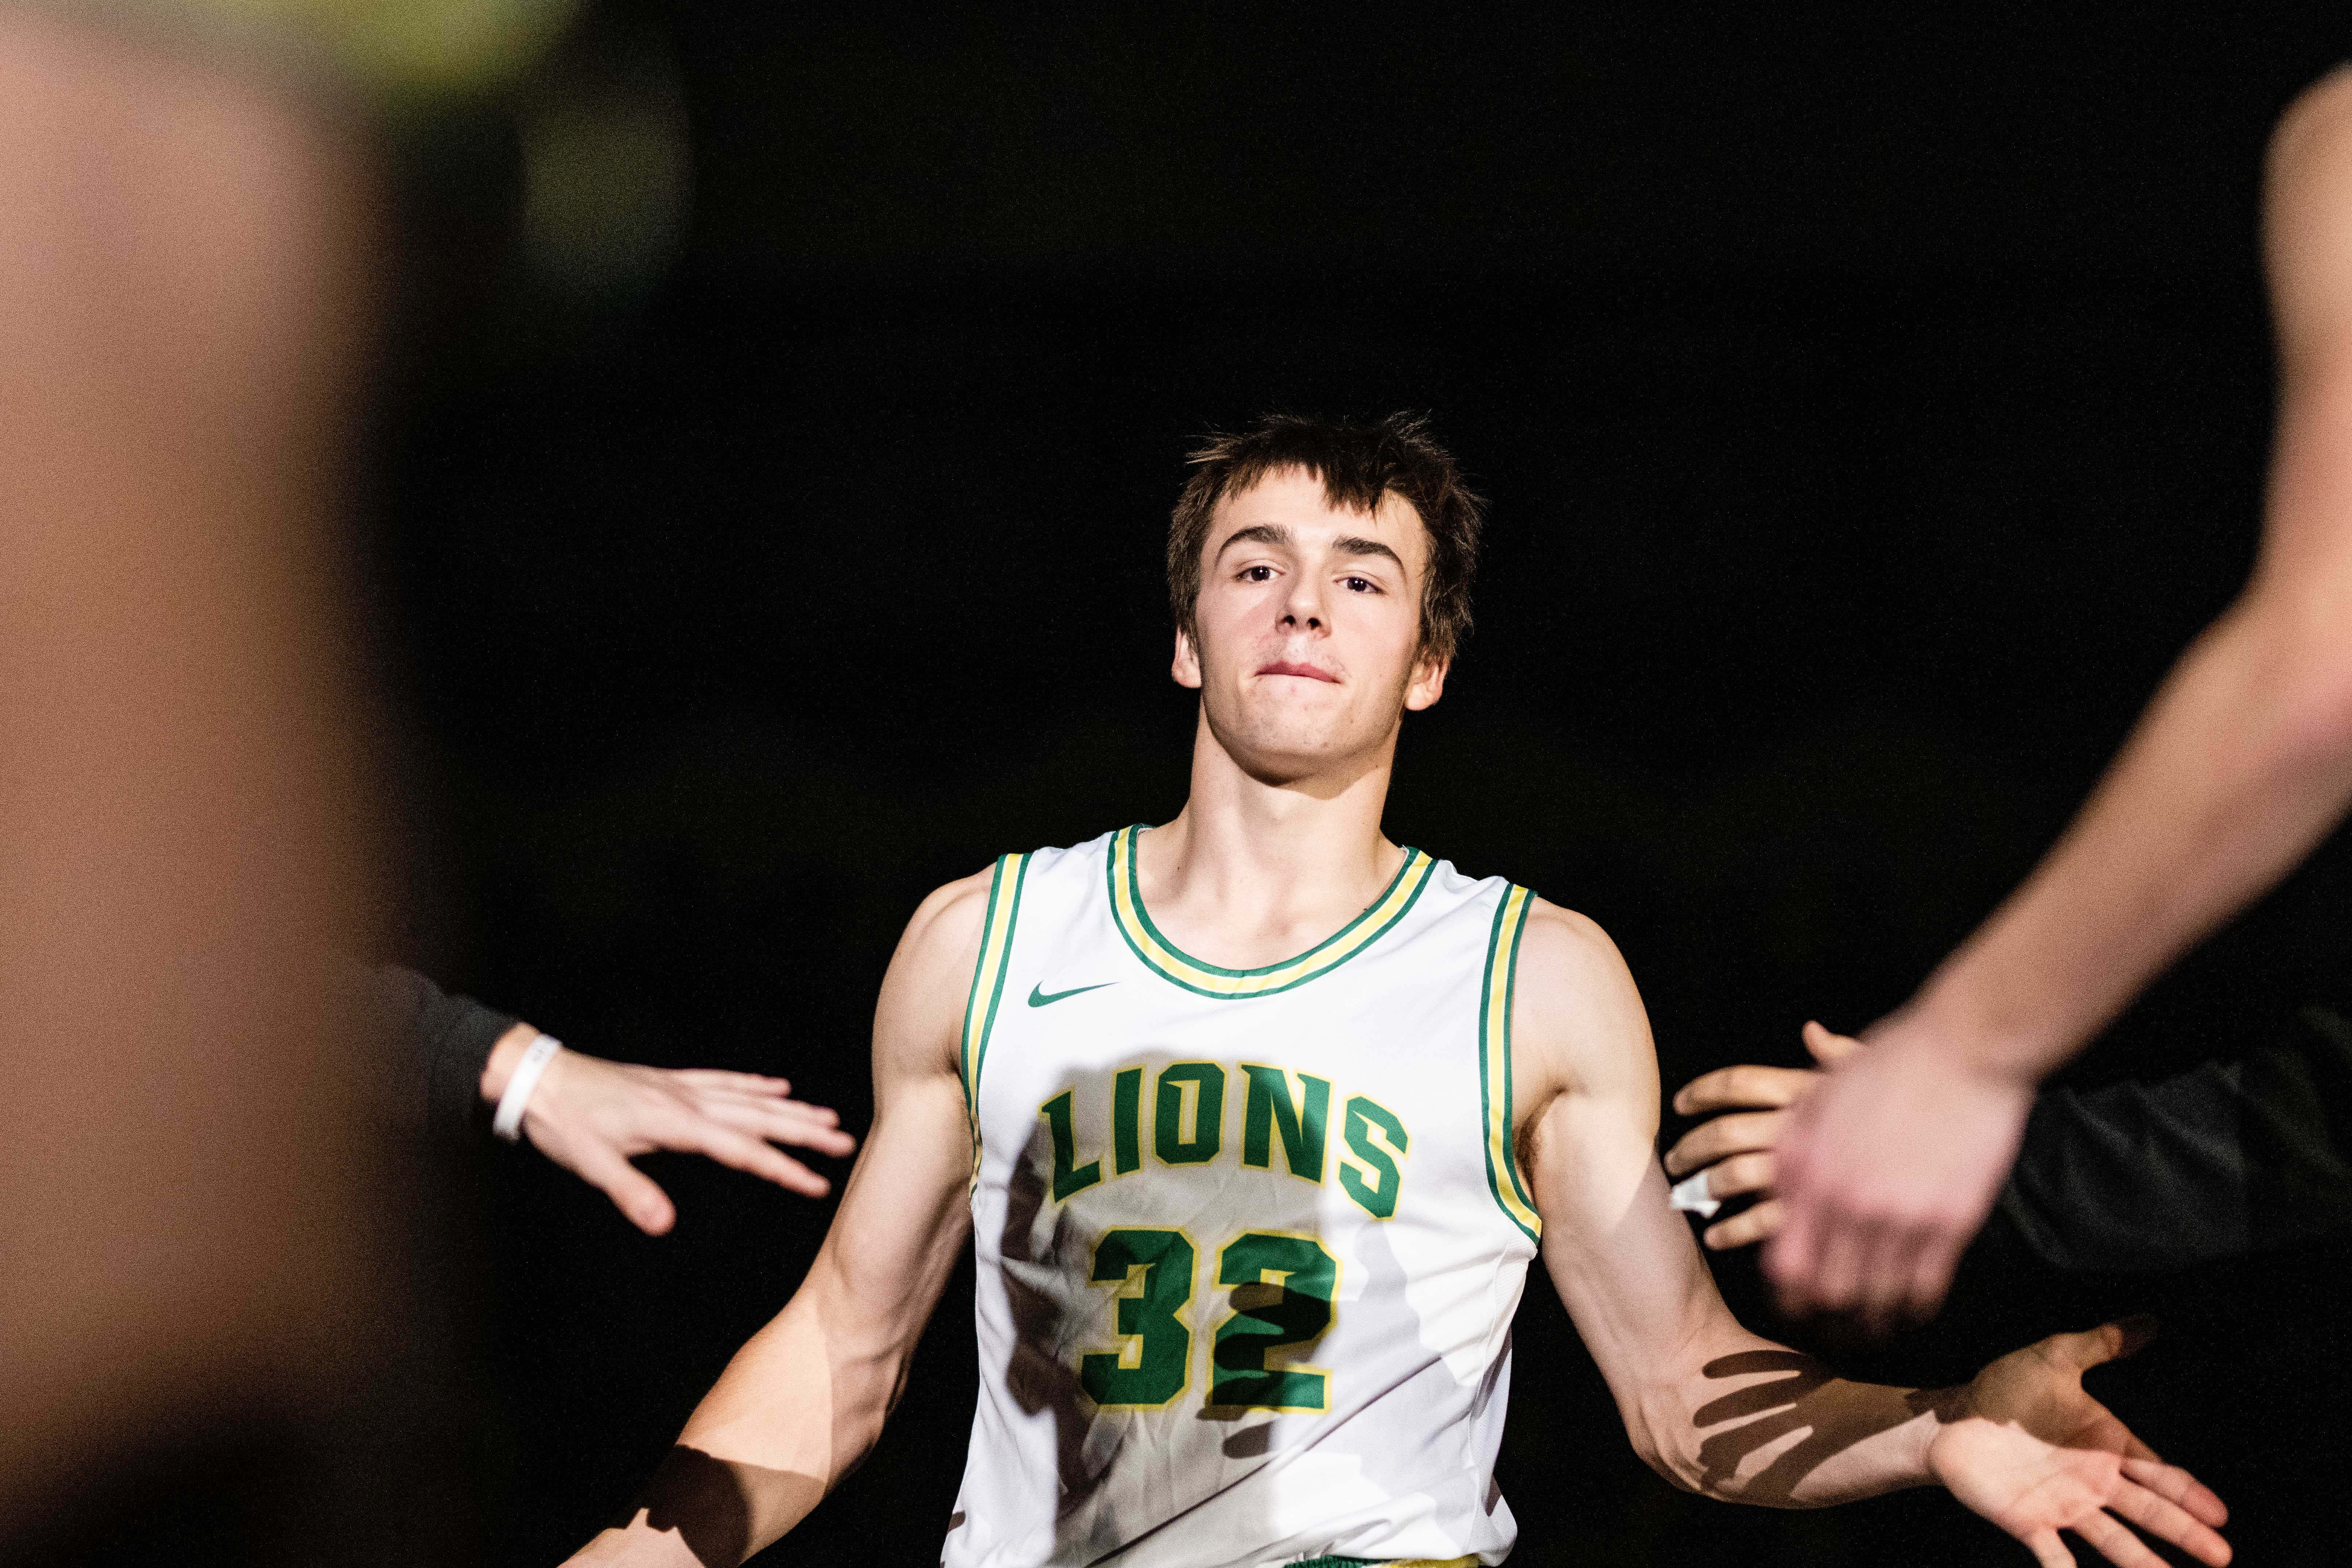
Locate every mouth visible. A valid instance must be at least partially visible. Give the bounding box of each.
[1255,661,1339,683]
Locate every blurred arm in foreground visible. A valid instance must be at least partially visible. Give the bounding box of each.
[0,5,391,1545]
[1768,67,2352,1322]
[367,965,857,1231]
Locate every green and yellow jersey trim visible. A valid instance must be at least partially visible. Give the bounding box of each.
[960,852,1030,1180]
[1479,883,1542,1244]
[1105,825,1435,1000]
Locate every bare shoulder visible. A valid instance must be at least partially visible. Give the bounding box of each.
[898,864,998,967]
[1508,896,1660,1113]
[1514,896,1631,981]
[874,865,998,1082]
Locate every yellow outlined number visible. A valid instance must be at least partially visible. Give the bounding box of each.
[1210,1232,1337,1411]
[1083,1227,1339,1412]
[1080,1228,1195,1407]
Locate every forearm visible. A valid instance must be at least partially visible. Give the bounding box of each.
[1902,593,2352,1081]
[570,1274,907,1567]
[1642,1330,1950,1508]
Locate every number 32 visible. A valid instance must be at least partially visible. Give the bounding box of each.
[1079,1227,1339,1413]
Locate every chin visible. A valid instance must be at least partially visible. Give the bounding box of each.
[1218,717,1376,781]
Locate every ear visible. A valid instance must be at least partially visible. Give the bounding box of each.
[1403,651,1448,711]
[1172,625,1203,690]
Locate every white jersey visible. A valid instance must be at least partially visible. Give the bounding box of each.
[942,826,1543,1568]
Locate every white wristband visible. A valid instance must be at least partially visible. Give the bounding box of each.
[1668,1167,1721,1220]
[492,1033,563,1142]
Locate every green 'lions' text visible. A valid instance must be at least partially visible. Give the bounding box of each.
[1038,1061,1410,1219]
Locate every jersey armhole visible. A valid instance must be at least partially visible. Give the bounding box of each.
[1478,883,1543,1244]
[959,852,1030,1184]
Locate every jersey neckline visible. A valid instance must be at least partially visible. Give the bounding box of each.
[1104,824,1436,999]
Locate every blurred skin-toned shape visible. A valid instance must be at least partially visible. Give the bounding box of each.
[0,6,389,1539]
[1767,66,2352,1325]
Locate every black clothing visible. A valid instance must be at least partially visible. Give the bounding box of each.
[1998,1005,2352,1272]
[356,963,520,1140]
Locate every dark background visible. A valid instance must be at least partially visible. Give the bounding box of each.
[369,8,2352,1565]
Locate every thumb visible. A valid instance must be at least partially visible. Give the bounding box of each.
[1802,1020,1863,1066]
[2050,1315,2160,1373]
[573,1142,679,1236]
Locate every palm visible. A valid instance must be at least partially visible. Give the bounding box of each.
[1927,1325,2230,1568]
[1934,1361,2131,1539]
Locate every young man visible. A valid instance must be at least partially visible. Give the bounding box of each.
[567,416,2230,1568]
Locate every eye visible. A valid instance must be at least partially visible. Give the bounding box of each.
[1240,565,1276,582]
[1342,575,1378,593]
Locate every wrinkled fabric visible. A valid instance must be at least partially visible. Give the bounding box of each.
[1999,1005,2352,1272]
[353,961,518,1141]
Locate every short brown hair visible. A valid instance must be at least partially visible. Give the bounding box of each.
[1167,412,1483,663]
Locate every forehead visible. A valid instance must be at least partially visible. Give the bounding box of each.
[1210,468,1428,569]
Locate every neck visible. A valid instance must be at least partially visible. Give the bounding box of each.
[1134,707,1403,964]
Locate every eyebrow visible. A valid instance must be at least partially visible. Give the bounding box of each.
[1214,523,1406,572]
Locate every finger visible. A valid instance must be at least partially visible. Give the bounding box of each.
[1763,1196,1821,1308]
[1803,1215,1872,1315]
[1704,1198,1783,1251]
[2106,1479,2233,1566]
[571,1141,678,1235]
[694,1086,846,1129]
[1887,1220,1962,1321]
[674,1069,801,1098]
[1699,1151,1775,1200]
[698,1097,860,1154]
[694,1087,844,1125]
[1856,1224,1924,1337]
[1762,1129,1829,1306]
[1673,1064,1813,1118]
[1662,1110,1787,1177]
[1801,1020,1864,1065]
[2109,1314,2160,1360]
[673,1116,834,1197]
[2120,1457,2228,1530]
[2023,1527,2077,1568]
[2068,1509,2167,1568]
[2048,1318,2152,1376]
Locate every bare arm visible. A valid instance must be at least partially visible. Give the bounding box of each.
[0,12,392,1523]
[1770,66,2352,1318]
[1515,905,1949,1503]
[1908,67,2352,1087]
[563,870,991,1567]
[1515,904,2230,1563]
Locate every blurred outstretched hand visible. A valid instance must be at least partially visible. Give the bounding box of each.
[1766,1013,2035,1325]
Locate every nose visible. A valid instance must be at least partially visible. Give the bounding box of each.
[1279,573,1326,633]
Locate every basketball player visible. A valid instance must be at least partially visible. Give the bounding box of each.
[564,416,2230,1568]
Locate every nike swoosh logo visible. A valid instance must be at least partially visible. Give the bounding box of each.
[1028,982,1116,1008]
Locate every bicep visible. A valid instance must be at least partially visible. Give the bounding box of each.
[807,869,994,1331]
[1511,906,1751,1412]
